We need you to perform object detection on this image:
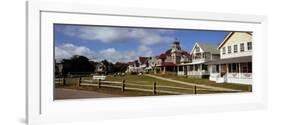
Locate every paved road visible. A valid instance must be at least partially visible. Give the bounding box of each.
[54,88,119,100]
[145,74,241,92]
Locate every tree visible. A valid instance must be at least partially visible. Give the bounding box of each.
[61,55,95,75]
[113,62,129,73]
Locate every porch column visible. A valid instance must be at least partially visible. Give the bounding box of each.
[192,65,195,71]
[184,65,187,75]
[163,66,166,74]
[238,63,241,73]
[177,66,179,72]
[238,63,241,78]
[209,65,213,73]
[226,64,229,73]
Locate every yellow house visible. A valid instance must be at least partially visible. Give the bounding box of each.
[207,32,252,84]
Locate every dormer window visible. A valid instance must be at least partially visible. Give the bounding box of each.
[228,46,231,54]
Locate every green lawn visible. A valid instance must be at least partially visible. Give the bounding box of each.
[153,74,252,92]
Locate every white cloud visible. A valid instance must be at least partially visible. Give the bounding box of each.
[55,43,96,62]
[78,27,131,43]
[99,48,138,63]
[55,43,140,63]
[138,45,152,57]
[60,26,174,45]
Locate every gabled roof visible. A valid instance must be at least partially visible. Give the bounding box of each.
[181,51,191,58]
[127,61,135,65]
[191,42,219,54]
[139,57,150,64]
[218,32,252,49]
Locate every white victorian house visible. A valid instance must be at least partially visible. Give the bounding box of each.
[207,32,252,84]
[183,42,220,78]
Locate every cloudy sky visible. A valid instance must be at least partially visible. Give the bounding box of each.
[54,24,229,63]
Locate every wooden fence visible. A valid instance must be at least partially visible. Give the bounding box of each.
[55,76,66,85]
[76,77,219,95]
[56,75,243,95]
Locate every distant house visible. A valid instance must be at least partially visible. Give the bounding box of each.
[55,62,63,77]
[154,40,191,74]
[126,57,150,74]
[182,42,220,78]
[95,62,106,74]
[139,56,150,71]
[207,32,252,84]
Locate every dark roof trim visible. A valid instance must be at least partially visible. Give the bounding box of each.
[205,56,252,64]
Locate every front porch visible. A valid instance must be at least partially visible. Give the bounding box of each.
[210,72,252,84]
[208,61,252,84]
[177,63,210,78]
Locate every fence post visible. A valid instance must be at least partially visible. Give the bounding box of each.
[63,75,66,86]
[153,81,156,95]
[122,79,125,92]
[248,86,252,92]
[58,77,61,85]
[193,85,197,94]
[77,76,81,87]
[98,79,101,88]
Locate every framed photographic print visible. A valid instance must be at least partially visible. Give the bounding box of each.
[26,1,267,124]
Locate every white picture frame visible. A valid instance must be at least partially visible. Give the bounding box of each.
[26,1,267,124]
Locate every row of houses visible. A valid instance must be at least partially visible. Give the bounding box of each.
[126,32,252,84]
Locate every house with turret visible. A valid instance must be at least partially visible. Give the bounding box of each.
[153,40,191,74]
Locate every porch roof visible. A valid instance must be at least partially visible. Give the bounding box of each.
[205,56,252,65]
[182,61,206,65]
[158,62,177,66]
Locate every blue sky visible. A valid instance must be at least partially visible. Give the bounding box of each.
[54,24,229,63]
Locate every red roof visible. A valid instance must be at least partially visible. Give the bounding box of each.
[159,53,167,59]
[181,51,191,57]
[127,61,135,65]
[160,62,176,66]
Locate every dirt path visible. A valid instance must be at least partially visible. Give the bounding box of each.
[145,74,242,92]
[54,88,119,100]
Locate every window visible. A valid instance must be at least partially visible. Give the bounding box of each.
[228,64,232,72]
[248,62,252,73]
[232,63,237,72]
[240,43,244,52]
[234,45,238,53]
[228,46,231,54]
[222,47,226,54]
[202,64,208,71]
[241,62,252,73]
[195,46,200,53]
[247,42,252,50]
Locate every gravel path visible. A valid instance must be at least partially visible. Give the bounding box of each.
[54,88,119,100]
[145,74,241,92]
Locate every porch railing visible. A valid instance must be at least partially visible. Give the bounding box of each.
[177,71,185,76]
[187,71,209,76]
[226,73,252,79]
